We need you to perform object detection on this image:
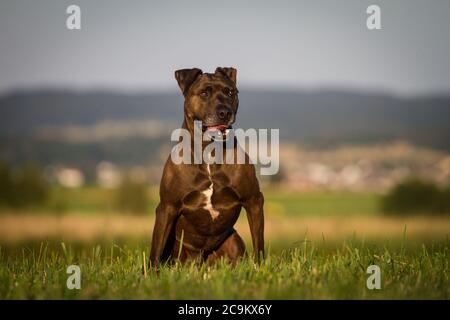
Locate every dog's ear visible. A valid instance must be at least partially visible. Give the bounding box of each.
[215,67,237,85]
[175,68,203,95]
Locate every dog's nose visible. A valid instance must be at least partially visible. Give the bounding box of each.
[217,105,232,121]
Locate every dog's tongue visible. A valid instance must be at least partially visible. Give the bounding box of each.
[207,124,228,132]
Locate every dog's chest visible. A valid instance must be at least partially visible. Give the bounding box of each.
[181,165,240,223]
[201,164,220,220]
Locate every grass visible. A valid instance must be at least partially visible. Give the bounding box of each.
[0,188,448,299]
[264,190,379,216]
[46,186,159,214]
[1,213,450,244]
[41,186,379,217]
[0,238,448,299]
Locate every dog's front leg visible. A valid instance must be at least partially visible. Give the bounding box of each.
[243,192,265,263]
[149,202,178,270]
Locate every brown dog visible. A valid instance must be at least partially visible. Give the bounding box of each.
[149,67,264,268]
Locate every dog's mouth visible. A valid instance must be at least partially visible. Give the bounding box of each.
[205,124,229,133]
[203,124,231,140]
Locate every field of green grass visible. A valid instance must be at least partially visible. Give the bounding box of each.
[0,187,448,299]
[0,239,448,299]
[44,186,379,216]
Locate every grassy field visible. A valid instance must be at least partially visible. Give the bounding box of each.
[0,188,448,299]
[44,187,379,216]
[0,239,448,299]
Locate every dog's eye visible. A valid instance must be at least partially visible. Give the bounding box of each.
[199,91,209,98]
[226,88,234,97]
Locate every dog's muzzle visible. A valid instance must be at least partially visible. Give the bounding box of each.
[204,124,232,141]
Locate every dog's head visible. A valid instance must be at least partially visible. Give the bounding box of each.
[175,67,239,136]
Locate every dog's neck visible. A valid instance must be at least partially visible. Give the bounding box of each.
[181,117,193,133]
[181,117,213,149]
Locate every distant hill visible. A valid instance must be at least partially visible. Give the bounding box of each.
[0,90,184,135]
[0,89,449,175]
[1,89,449,149]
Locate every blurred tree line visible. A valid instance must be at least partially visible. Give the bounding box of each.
[0,161,149,214]
[115,176,148,214]
[383,179,450,215]
[0,161,49,207]
[2,160,449,216]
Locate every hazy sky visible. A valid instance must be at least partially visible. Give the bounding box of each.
[1,0,450,96]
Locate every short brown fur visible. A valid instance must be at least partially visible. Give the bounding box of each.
[149,67,264,268]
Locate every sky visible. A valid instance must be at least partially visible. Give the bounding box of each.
[0,0,450,96]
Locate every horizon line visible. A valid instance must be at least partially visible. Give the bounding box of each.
[2,84,450,100]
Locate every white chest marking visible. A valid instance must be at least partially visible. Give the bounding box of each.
[202,164,220,220]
